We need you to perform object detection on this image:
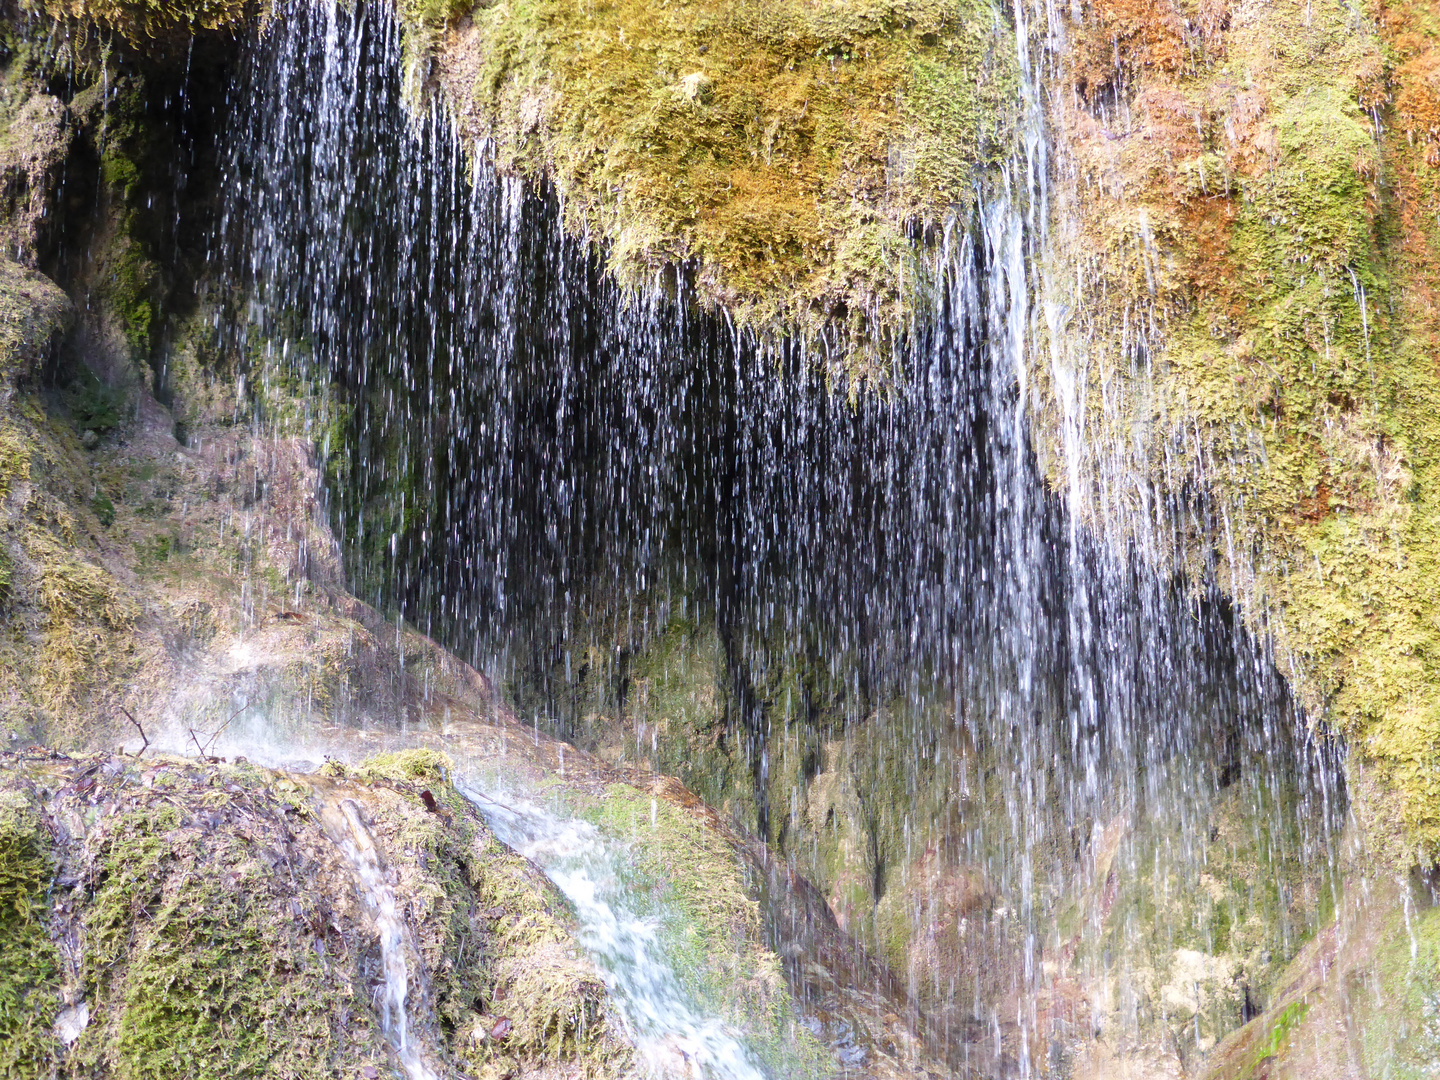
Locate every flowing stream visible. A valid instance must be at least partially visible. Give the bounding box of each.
[459,783,769,1080]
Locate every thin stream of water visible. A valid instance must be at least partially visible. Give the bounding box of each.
[459,783,770,1080]
[322,798,441,1080]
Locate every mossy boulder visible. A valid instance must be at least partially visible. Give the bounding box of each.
[0,749,639,1079]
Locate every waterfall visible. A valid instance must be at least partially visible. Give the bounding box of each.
[216,0,1348,1071]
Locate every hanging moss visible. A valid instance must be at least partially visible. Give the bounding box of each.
[26,0,253,47]
[1034,0,1440,864]
[423,0,1019,372]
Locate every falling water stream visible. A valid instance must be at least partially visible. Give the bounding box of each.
[205,0,1349,1073]
[323,799,441,1080]
[460,783,769,1079]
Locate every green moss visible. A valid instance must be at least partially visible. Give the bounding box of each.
[1236,999,1309,1079]
[1362,902,1440,1076]
[99,238,158,358]
[328,752,633,1074]
[0,427,28,497]
[325,747,452,786]
[428,0,1019,369]
[467,834,619,1064]
[67,368,127,434]
[74,784,382,1079]
[90,493,115,526]
[0,788,61,1080]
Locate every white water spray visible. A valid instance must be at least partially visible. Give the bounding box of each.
[460,783,770,1080]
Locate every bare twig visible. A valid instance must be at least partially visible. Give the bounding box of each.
[199,701,251,757]
[118,706,148,757]
[463,788,523,817]
[186,702,252,760]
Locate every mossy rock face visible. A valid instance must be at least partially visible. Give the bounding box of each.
[0,69,72,267]
[0,785,61,1079]
[1197,868,1440,1080]
[0,750,638,1079]
[1035,0,1440,863]
[24,0,253,47]
[428,0,1020,369]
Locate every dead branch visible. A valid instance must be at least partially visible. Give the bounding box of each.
[119,705,148,757]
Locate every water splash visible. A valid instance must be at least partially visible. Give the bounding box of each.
[461,784,770,1080]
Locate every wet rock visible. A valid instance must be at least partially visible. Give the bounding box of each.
[0,749,637,1079]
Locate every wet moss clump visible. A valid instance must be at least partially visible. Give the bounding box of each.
[319,750,636,1077]
[71,767,384,1079]
[0,787,61,1080]
[426,0,1020,371]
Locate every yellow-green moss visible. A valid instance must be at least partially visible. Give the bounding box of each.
[430,0,1019,370]
[329,752,634,1075]
[25,0,252,46]
[0,787,61,1080]
[1036,0,1440,862]
[75,785,379,1078]
[326,747,453,785]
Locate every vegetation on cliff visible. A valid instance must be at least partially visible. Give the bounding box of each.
[422,0,1019,369]
[1035,0,1440,866]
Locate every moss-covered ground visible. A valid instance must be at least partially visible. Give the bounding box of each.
[0,785,61,1079]
[0,748,642,1079]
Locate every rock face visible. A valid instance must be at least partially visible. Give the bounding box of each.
[1,0,1439,1077]
[1033,0,1440,868]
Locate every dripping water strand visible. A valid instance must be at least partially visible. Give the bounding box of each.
[323,798,440,1080]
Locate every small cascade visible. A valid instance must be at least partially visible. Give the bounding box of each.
[323,797,440,1080]
[459,784,769,1080]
